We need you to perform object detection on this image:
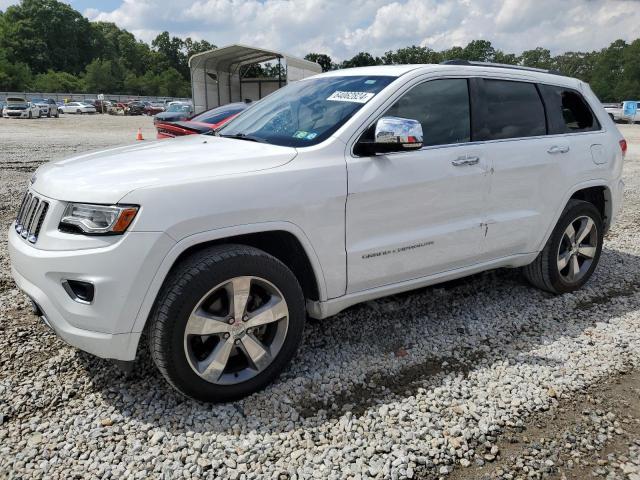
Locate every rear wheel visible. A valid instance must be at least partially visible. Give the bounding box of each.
[149,245,305,402]
[523,200,603,294]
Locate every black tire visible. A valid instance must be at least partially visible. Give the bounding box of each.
[77,109,82,114]
[149,244,306,402]
[523,199,603,294]
[28,111,32,119]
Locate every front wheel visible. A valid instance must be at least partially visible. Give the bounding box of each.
[523,199,603,294]
[28,111,32,119]
[149,245,305,402]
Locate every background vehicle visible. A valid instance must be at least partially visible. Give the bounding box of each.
[604,101,639,122]
[144,102,165,116]
[31,98,59,118]
[2,97,40,118]
[155,102,248,138]
[9,63,625,403]
[125,101,146,116]
[153,102,194,124]
[58,102,97,114]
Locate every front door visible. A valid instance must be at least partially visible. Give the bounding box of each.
[345,78,490,293]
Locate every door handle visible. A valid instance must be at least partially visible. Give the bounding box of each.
[452,155,480,166]
[547,145,570,154]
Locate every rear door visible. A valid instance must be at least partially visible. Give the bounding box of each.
[477,78,564,258]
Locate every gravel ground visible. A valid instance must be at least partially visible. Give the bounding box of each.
[0,115,639,480]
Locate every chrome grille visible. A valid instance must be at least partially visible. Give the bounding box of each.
[15,191,49,244]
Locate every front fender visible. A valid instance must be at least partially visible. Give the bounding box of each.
[128,221,328,334]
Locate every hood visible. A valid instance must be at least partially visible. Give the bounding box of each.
[31,135,297,203]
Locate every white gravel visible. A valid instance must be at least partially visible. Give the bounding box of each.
[1,116,639,479]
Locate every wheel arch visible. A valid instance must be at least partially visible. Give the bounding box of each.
[537,180,612,253]
[130,222,328,335]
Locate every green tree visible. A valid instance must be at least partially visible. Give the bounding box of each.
[0,49,32,90]
[341,52,381,68]
[493,51,519,65]
[462,40,495,62]
[440,46,465,61]
[382,45,441,64]
[305,53,333,72]
[83,58,125,93]
[552,51,597,81]
[91,22,154,76]
[520,47,553,69]
[616,39,640,100]
[31,70,83,92]
[0,0,96,74]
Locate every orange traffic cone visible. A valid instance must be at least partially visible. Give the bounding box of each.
[136,128,144,141]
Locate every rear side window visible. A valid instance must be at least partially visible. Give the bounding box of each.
[383,78,471,147]
[538,84,600,134]
[476,79,546,141]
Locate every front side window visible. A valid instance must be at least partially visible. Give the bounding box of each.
[538,84,600,134]
[382,78,471,147]
[476,79,546,141]
[219,75,395,147]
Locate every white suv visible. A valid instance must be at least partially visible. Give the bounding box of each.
[9,62,626,402]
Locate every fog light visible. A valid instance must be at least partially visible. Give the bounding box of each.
[62,279,95,304]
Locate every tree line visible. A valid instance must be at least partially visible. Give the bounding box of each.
[1,0,638,102]
[306,39,640,102]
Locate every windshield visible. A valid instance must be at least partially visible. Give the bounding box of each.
[219,75,395,147]
[167,104,191,113]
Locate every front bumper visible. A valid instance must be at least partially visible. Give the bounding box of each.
[4,111,29,118]
[8,225,175,360]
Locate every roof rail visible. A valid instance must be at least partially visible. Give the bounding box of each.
[440,59,563,76]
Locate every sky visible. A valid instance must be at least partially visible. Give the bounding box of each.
[1,0,640,60]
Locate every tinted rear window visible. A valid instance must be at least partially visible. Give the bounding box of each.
[192,106,245,125]
[476,79,546,141]
[538,84,600,134]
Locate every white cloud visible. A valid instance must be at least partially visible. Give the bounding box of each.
[67,0,640,61]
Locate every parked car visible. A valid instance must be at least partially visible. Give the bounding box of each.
[122,101,145,116]
[9,62,626,402]
[31,98,60,118]
[144,102,165,116]
[155,102,248,138]
[604,101,639,122]
[153,102,194,124]
[90,99,112,113]
[58,102,97,114]
[2,97,40,118]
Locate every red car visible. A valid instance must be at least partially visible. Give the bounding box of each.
[155,103,248,139]
[144,102,165,116]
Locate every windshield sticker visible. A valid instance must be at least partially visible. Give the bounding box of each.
[364,79,377,84]
[327,91,375,103]
[293,130,309,139]
[305,132,318,140]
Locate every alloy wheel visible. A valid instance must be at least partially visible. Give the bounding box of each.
[183,276,289,385]
[556,215,598,283]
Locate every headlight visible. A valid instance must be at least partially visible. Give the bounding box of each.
[59,203,139,235]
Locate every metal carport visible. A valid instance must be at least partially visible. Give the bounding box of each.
[189,44,322,114]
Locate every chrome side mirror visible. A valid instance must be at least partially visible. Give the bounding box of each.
[374,116,423,150]
[356,116,424,155]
